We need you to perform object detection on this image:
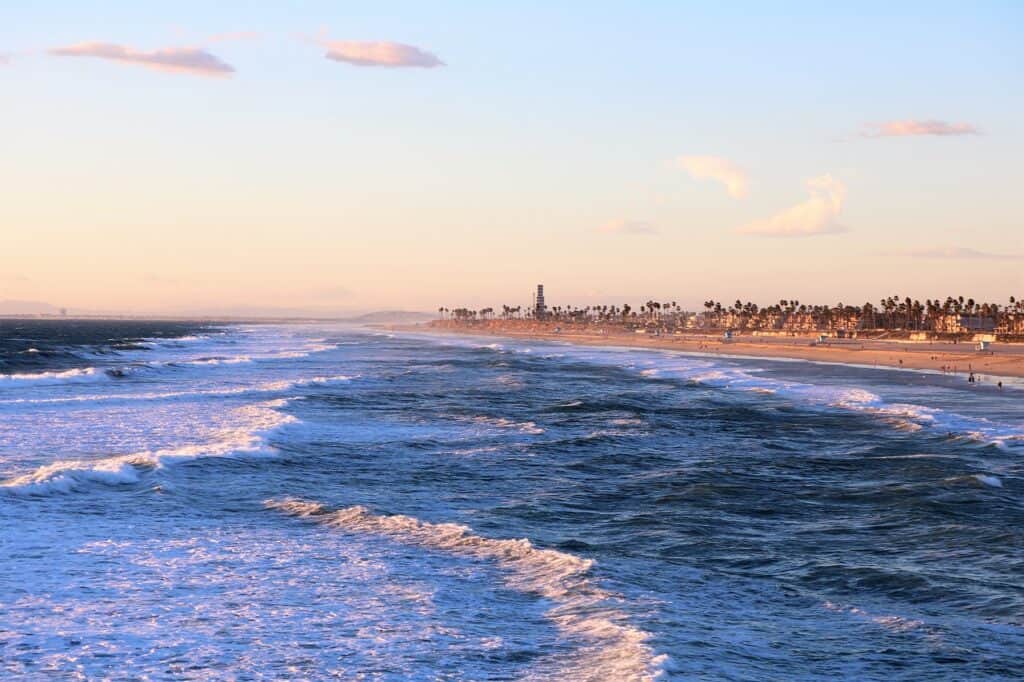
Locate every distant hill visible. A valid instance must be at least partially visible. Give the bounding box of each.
[342,310,434,324]
[0,300,62,315]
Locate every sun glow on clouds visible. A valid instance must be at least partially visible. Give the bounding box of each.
[738,174,847,238]
[675,156,749,199]
[862,120,979,137]
[321,41,444,68]
[49,42,234,77]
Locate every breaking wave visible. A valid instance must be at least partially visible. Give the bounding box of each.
[0,367,102,383]
[0,374,354,406]
[266,499,667,681]
[2,400,298,496]
[634,357,1024,447]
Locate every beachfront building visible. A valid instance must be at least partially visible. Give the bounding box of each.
[939,313,997,334]
[998,313,1024,336]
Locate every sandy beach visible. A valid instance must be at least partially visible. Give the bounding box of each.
[399,322,1024,381]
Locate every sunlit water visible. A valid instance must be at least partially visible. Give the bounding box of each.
[1,322,1022,680]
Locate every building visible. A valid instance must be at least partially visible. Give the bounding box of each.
[939,314,996,333]
[534,284,546,320]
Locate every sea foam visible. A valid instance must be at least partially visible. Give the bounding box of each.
[2,400,297,496]
[267,499,668,681]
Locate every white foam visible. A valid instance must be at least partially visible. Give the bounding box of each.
[272,342,337,359]
[182,355,253,366]
[635,355,1024,447]
[823,601,925,633]
[0,374,354,406]
[267,499,667,680]
[2,401,297,496]
[0,367,101,383]
[974,474,1003,488]
[469,416,545,435]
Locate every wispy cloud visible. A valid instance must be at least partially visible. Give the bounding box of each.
[320,40,444,68]
[673,156,748,199]
[597,220,659,236]
[899,246,1019,260]
[738,174,847,238]
[49,42,234,77]
[862,120,979,138]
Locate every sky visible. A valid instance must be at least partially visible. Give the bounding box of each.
[1,1,1022,315]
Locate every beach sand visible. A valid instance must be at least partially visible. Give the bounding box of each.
[396,322,1024,381]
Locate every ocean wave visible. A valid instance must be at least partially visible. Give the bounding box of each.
[468,416,545,435]
[0,367,102,383]
[823,601,926,634]
[266,499,667,681]
[0,375,354,407]
[636,358,1024,447]
[973,474,1003,488]
[0,340,340,386]
[180,355,254,366]
[1,400,298,496]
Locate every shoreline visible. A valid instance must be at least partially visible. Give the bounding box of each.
[392,322,1024,381]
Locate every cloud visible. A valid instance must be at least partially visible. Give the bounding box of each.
[738,174,847,238]
[674,155,748,199]
[862,120,979,138]
[597,220,659,236]
[0,53,10,65]
[899,246,1019,260]
[49,42,234,77]
[321,40,444,68]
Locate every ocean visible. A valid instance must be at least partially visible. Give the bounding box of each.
[1,321,1021,680]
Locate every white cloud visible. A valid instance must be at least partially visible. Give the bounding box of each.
[900,246,1019,260]
[738,174,847,238]
[321,41,444,68]
[49,42,234,77]
[862,120,979,138]
[597,220,659,236]
[674,155,748,198]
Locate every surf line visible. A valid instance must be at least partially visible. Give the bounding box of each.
[267,498,668,680]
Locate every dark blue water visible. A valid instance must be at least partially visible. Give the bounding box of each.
[1,324,1022,680]
[0,319,215,375]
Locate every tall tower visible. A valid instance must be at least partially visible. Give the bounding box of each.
[535,284,546,320]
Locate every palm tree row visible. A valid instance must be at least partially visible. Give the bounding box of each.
[439,295,1024,334]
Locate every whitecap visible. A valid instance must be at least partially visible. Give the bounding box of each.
[974,474,1003,488]
[2,400,298,496]
[0,367,101,383]
[266,499,668,680]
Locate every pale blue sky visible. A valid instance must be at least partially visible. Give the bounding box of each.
[2,2,1022,313]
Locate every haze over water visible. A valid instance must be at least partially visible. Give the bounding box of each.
[1,321,1022,679]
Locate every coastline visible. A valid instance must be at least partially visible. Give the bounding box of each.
[391,322,1024,381]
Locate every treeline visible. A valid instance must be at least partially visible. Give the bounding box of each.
[438,295,1024,334]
